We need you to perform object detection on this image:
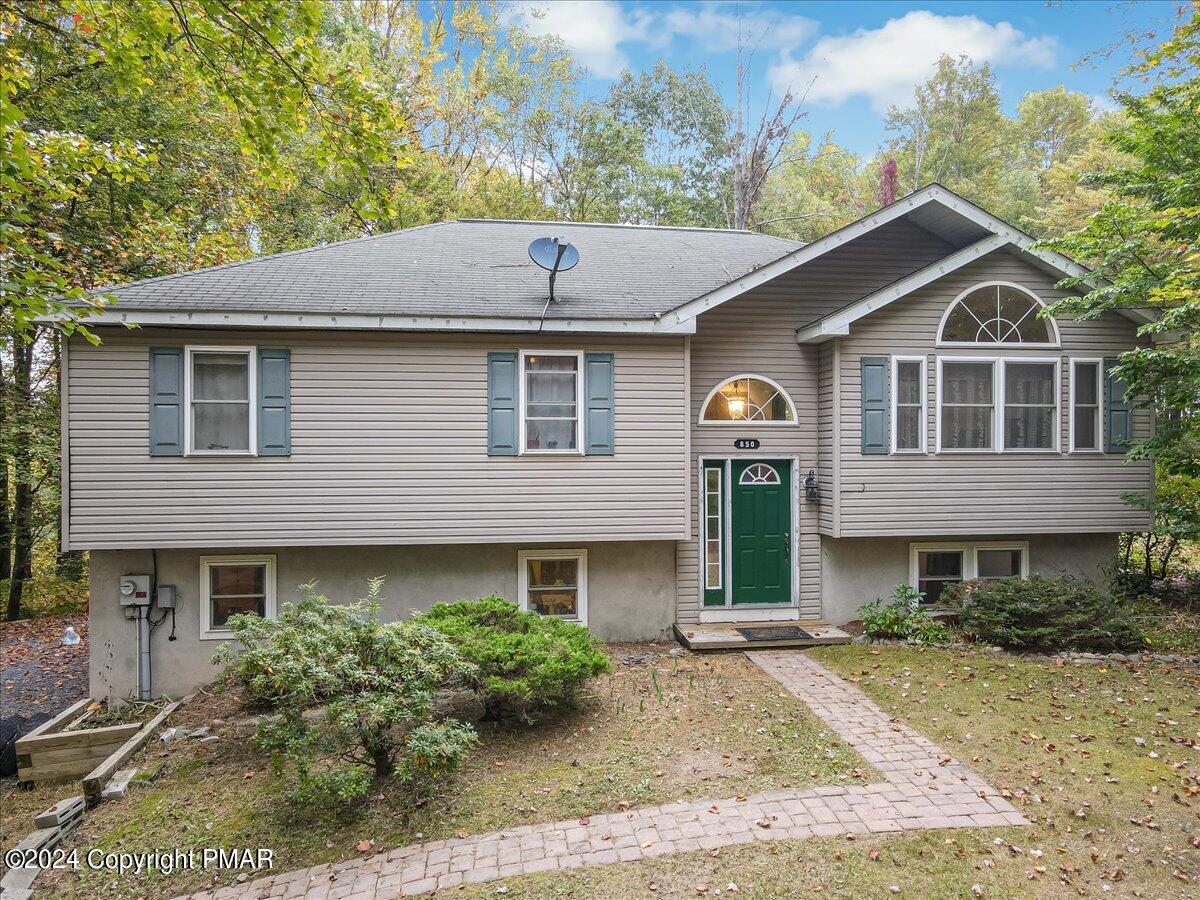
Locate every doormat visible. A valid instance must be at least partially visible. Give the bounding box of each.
[735,626,814,642]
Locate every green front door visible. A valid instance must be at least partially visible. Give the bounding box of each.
[731,459,792,604]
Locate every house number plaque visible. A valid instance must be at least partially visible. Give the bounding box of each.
[733,438,760,450]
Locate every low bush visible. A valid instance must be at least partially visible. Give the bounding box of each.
[857,584,951,645]
[214,579,478,805]
[955,575,1145,652]
[415,596,610,721]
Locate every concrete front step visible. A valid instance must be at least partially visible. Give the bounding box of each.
[674,621,852,651]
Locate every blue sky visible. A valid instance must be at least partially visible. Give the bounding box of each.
[503,1,1182,157]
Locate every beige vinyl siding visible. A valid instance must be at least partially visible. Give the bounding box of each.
[837,249,1154,536]
[676,220,955,624]
[66,328,688,549]
[816,341,838,535]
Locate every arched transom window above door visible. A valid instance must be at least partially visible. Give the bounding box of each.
[700,375,796,424]
[738,463,780,485]
[938,282,1060,346]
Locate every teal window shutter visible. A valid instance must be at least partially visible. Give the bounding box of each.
[257,349,291,456]
[148,347,183,456]
[584,352,615,455]
[1105,357,1131,453]
[860,356,890,454]
[487,351,518,455]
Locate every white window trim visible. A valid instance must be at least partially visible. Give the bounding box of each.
[1069,358,1104,453]
[199,554,277,640]
[936,356,1062,454]
[185,345,257,457]
[936,356,998,454]
[891,356,927,454]
[518,349,585,455]
[936,281,1062,349]
[517,548,588,625]
[698,373,799,426]
[909,540,1030,600]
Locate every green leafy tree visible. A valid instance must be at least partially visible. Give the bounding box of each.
[755,130,869,241]
[1041,10,1200,477]
[215,580,478,805]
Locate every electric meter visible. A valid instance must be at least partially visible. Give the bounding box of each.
[119,574,153,606]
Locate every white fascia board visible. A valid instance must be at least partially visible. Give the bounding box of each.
[54,309,697,335]
[796,234,1008,344]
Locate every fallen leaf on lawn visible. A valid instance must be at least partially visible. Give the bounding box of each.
[355,839,372,852]
[971,886,984,897]
[869,849,880,861]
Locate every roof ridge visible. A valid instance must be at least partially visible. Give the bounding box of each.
[455,218,799,241]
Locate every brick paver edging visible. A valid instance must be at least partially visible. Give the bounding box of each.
[180,651,1027,900]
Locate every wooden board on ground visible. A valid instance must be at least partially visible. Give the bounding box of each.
[17,723,143,784]
[83,696,190,804]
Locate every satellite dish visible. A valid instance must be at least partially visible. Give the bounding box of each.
[528,237,579,302]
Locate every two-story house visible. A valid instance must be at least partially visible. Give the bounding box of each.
[63,185,1153,700]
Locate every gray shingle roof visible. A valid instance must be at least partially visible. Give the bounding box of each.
[102,220,800,321]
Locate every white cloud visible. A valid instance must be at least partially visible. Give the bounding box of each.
[662,3,817,53]
[502,2,818,79]
[503,1,654,79]
[769,10,1058,111]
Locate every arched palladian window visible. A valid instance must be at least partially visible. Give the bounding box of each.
[700,375,796,424]
[938,282,1060,346]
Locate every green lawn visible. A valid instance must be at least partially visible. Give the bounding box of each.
[12,645,862,899]
[445,645,1199,899]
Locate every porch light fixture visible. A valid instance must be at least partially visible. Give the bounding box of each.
[803,469,820,502]
[725,391,746,418]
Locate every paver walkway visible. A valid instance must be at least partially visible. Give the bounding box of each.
[184,651,1026,900]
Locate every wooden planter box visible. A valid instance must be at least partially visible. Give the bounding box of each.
[16,700,142,785]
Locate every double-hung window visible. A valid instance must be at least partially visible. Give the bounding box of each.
[1070,360,1102,452]
[1003,361,1058,451]
[521,352,582,453]
[892,357,926,452]
[187,347,256,455]
[938,360,995,450]
[200,555,276,638]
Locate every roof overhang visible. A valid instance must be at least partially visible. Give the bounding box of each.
[659,183,1154,334]
[53,308,698,335]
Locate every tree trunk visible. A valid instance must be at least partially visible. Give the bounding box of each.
[6,332,33,621]
[0,344,10,582]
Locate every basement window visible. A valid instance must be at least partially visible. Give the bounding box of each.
[518,549,588,625]
[200,555,276,639]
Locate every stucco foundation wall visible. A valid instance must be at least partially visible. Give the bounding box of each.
[89,541,676,700]
[820,532,1118,625]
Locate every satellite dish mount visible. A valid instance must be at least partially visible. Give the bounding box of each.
[528,237,579,303]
